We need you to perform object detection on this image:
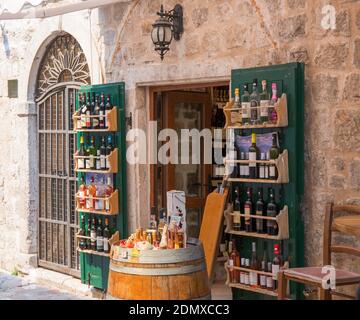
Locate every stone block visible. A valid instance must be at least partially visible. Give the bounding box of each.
[331,157,345,172]
[314,43,349,69]
[287,0,306,9]
[312,74,339,103]
[278,14,306,42]
[191,8,209,28]
[354,39,360,69]
[329,175,346,189]
[343,73,360,102]
[289,46,309,63]
[350,159,360,189]
[334,110,360,152]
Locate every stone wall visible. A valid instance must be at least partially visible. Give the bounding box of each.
[0,0,359,296]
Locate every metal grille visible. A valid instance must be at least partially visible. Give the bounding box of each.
[37,86,80,277]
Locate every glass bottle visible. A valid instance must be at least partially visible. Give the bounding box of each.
[233,187,241,231]
[248,133,259,179]
[266,189,278,235]
[250,79,260,125]
[259,80,270,124]
[241,83,250,125]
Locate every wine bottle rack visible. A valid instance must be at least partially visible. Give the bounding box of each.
[77,231,120,258]
[73,106,118,132]
[224,205,289,240]
[76,189,119,215]
[74,148,119,174]
[224,263,278,297]
[223,94,288,129]
[226,150,289,184]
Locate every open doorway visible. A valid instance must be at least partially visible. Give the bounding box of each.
[149,82,230,238]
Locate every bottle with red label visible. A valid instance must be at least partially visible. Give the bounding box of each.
[272,244,282,290]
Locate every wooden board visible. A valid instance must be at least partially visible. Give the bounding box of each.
[333,216,360,236]
[199,188,229,280]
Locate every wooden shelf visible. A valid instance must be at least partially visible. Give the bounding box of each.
[77,231,120,257]
[226,150,289,184]
[224,205,289,240]
[223,94,288,129]
[73,106,117,132]
[74,148,118,174]
[224,263,278,297]
[76,189,119,215]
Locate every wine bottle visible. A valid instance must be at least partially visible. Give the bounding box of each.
[248,133,259,179]
[249,242,259,287]
[99,93,105,129]
[244,188,253,233]
[100,137,106,170]
[96,218,104,252]
[269,133,280,180]
[266,189,278,235]
[260,248,268,289]
[105,95,112,129]
[272,244,282,290]
[250,79,260,125]
[103,218,110,253]
[255,189,266,234]
[79,215,86,250]
[241,83,250,125]
[86,92,91,129]
[233,187,241,231]
[77,136,87,170]
[90,217,96,251]
[259,80,270,124]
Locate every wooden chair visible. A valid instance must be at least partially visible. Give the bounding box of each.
[278,203,360,300]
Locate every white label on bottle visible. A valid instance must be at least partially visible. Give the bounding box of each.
[100,156,106,169]
[95,200,100,210]
[90,230,96,239]
[269,165,276,178]
[103,238,109,252]
[240,272,245,284]
[233,213,241,224]
[97,236,103,248]
[241,103,250,118]
[250,272,258,286]
[228,259,234,268]
[249,152,257,167]
[85,159,91,169]
[260,275,266,287]
[244,274,250,285]
[89,156,94,168]
[259,165,265,178]
[78,159,85,169]
[260,101,269,117]
[265,166,269,179]
[272,264,280,280]
[96,159,101,170]
[105,110,110,127]
[266,276,273,288]
[105,199,110,212]
[244,165,249,177]
[79,191,85,199]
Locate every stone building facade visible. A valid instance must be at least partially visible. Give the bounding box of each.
[0,0,359,289]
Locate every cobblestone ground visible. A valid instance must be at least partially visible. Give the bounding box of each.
[0,271,87,300]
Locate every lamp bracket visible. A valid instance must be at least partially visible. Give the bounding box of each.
[156,4,183,41]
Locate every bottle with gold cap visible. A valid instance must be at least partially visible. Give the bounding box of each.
[248,133,259,179]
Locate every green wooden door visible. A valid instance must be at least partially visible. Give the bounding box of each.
[76,82,127,290]
[230,62,305,299]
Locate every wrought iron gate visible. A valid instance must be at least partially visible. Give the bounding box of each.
[37,84,80,277]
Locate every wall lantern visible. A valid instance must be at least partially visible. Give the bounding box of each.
[151,4,183,61]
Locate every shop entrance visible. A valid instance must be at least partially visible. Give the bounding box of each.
[35,33,91,276]
[150,82,229,238]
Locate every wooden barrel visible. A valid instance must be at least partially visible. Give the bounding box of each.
[107,238,211,300]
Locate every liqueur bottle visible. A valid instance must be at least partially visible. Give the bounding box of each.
[99,93,106,129]
[105,176,114,212]
[248,133,259,179]
[105,95,112,129]
[259,80,270,124]
[86,92,92,129]
[244,187,253,233]
[106,135,114,170]
[87,177,97,210]
[229,239,240,283]
[272,244,282,290]
[241,83,251,125]
[78,176,87,209]
[92,94,100,129]
[250,79,260,125]
[269,83,278,124]
[249,242,259,287]
[269,133,280,180]
[266,189,279,235]
[103,218,110,254]
[96,218,104,252]
[77,136,87,170]
[90,217,97,251]
[255,189,266,234]
[233,187,242,231]
[79,215,87,250]
[100,137,107,170]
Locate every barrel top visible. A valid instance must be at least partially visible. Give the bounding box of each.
[111,237,205,264]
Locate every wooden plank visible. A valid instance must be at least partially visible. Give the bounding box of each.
[199,188,229,280]
[332,215,360,237]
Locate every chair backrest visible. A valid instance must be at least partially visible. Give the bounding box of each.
[323,203,360,265]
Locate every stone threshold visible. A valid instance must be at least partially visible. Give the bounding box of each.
[27,268,102,299]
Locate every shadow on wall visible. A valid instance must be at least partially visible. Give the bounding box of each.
[1,24,11,58]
